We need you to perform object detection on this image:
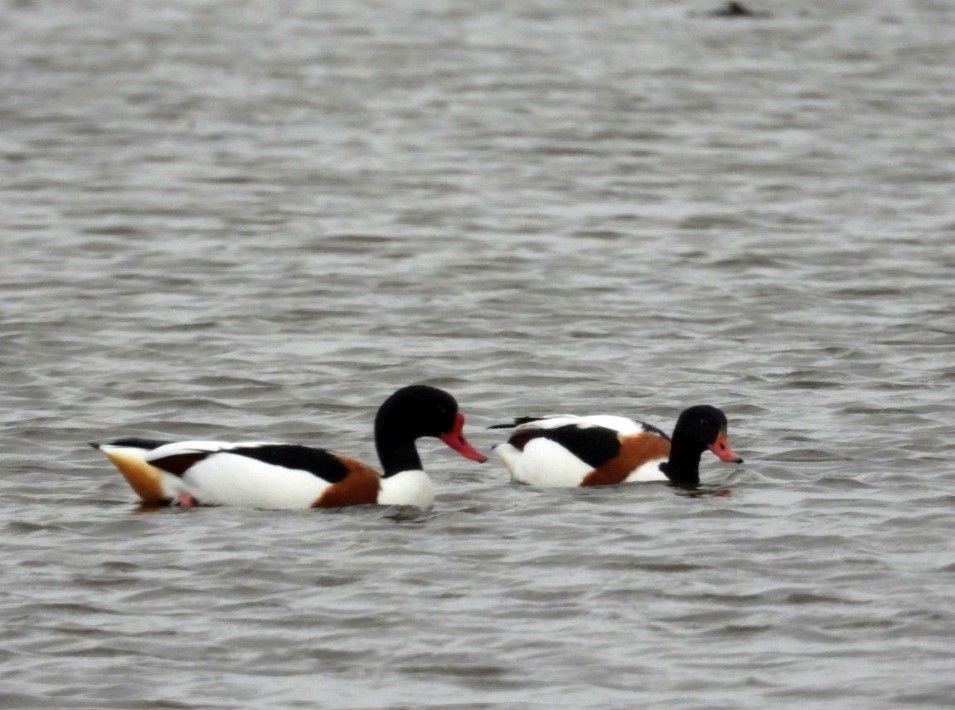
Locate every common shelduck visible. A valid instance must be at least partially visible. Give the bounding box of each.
[91,385,487,509]
[492,405,742,488]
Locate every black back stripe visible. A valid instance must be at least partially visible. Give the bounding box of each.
[151,445,351,483]
[508,429,546,451]
[223,445,350,483]
[489,416,547,430]
[508,424,622,468]
[638,421,670,441]
[108,438,171,450]
[151,452,212,476]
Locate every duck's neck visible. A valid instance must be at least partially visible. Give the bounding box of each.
[660,431,703,487]
[375,431,422,478]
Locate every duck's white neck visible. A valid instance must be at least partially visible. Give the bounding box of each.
[377,469,434,508]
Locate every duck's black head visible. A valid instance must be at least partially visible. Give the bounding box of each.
[674,405,742,461]
[374,385,487,476]
[663,405,743,486]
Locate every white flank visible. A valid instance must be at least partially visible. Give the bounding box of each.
[179,452,331,509]
[377,469,434,508]
[624,458,669,482]
[495,438,592,487]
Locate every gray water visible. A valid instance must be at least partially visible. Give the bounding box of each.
[2,1,954,708]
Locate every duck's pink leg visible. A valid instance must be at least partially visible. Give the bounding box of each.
[176,492,198,508]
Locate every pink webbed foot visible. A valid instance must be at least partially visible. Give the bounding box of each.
[176,492,198,508]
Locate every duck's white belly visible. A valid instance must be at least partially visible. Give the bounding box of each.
[182,453,331,509]
[495,439,592,487]
[623,458,668,482]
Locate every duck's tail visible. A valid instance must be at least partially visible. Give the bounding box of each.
[90,441,172,504]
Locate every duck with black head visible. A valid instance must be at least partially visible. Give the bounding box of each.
[91,385,487,509]
[492,404,742,489]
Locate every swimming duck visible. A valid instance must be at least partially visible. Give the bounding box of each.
[492,405,742,488]
[91,385,487,509]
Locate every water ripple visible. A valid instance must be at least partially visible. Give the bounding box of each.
[2,1,955,708]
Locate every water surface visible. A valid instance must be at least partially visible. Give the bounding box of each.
[1,1,954,708]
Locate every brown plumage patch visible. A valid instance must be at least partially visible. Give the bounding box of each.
[103,449,169,504]
[581,432,671,487]
[313,454,381,508]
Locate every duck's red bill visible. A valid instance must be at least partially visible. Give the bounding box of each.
[708,430,743,464]
[439,413,488,462]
